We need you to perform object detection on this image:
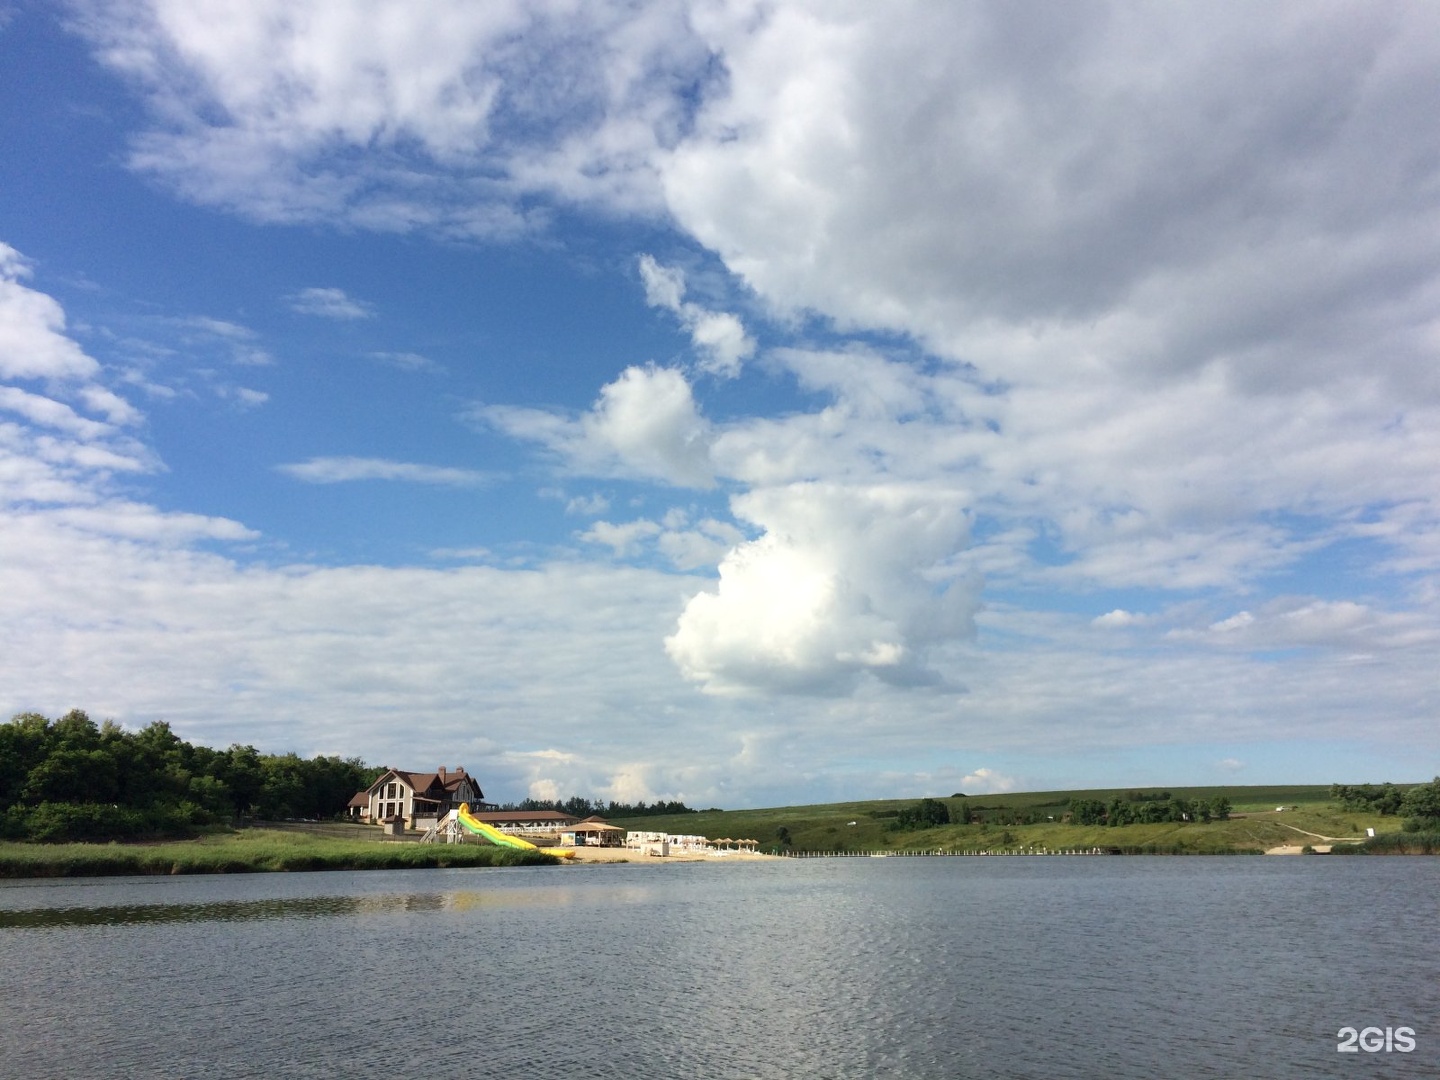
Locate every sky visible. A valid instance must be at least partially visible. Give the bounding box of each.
[2,1,1438,808]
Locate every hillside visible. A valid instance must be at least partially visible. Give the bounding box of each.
[610,785,1408,854]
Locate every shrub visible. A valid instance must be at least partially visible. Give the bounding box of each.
[894,798,950,830]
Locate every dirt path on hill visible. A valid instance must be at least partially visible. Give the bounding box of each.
[1264,821,1369,854]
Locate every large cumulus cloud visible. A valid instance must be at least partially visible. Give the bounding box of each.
[666,483,977,694]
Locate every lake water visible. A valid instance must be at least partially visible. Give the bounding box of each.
[1,856,1436,1079]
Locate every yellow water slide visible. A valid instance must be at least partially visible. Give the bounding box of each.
[456,805,575,858]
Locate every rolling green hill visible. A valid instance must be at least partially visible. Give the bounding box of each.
[610,784,1409,855]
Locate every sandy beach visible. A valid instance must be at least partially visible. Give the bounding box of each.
[558,846,778,864]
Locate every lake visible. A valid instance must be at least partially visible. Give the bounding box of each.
[1,856,1435,1078]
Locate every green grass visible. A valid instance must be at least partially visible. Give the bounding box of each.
[1331,831,1440,855]
[4,784,1423,872]
[610,785,1407,855]
[0,828,557,878]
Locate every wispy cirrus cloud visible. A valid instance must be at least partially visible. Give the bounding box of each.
[287,287,374,320]
[276,455,490,487]
[368,351,443,373]
[172,314,273,366]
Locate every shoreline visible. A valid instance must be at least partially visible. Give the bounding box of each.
[559,846,776,864]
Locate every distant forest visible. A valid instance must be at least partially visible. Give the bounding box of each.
[881,791,1234,832]
[0,710,700,844]
[497,796,700,820]
[1,710,381,842]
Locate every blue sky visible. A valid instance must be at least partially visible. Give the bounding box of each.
[2,1,1438,807]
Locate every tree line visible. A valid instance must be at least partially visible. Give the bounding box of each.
[886,793,1232,831]
[1066,795,1230,826]
[0,710,381,842]
[1332,779,1440,831]
[499,795,700,819]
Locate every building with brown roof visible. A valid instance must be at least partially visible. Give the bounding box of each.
[351,766,487,831]
[562,818,626,847]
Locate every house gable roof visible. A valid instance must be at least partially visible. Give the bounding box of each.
[363,766,484,802]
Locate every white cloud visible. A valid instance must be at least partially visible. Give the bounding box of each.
[638,254,754,377]
[288,286,374,320]
[666,482,978,694]
[369,351,443,373]
[76,384,143,426]
[638,255,686,310]
[182,316,252,340]
[40,501,256,544]
[579,512,743,570]
[0,243,158,515]
[277,456,490,487]
[1093,610,1148,629]
[655,518,743,571]
[217,386,269,409]
[73,4,1440,591]
[1175,598,1439,652]
[579,518,662,558]
[173,314,274,366]
[564,492,610,517]
[668,4,1440,390]
[659,2,1440,589]
[0,243,102,381]
[0,386,112,439]
[527,777,561,803]
[73,0,715,232]
[482,364,715,487]
[958,768,1016,796]
[585,367,714,485]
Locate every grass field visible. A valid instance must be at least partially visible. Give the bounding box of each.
[0,827,556,878]
[611,785,1407,855]
[1,784,1424,876]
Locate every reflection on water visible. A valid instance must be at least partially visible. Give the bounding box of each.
[0,894,375,929]
[0,859,1435,1080]
[0,882,657,929]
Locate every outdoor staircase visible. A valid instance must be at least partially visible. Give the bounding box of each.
[419,809,461,844]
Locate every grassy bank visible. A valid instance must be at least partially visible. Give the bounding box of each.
[612,785,1407,855]
[1331,832,1440,855]
[0,828,556,878]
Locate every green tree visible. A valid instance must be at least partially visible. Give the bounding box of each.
[213,745,265,815]
[1400,777,1440,827]
[0,714,53,805]
[896,798,950,830]
[1068,798,1107,826]
[51,709,101,751]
